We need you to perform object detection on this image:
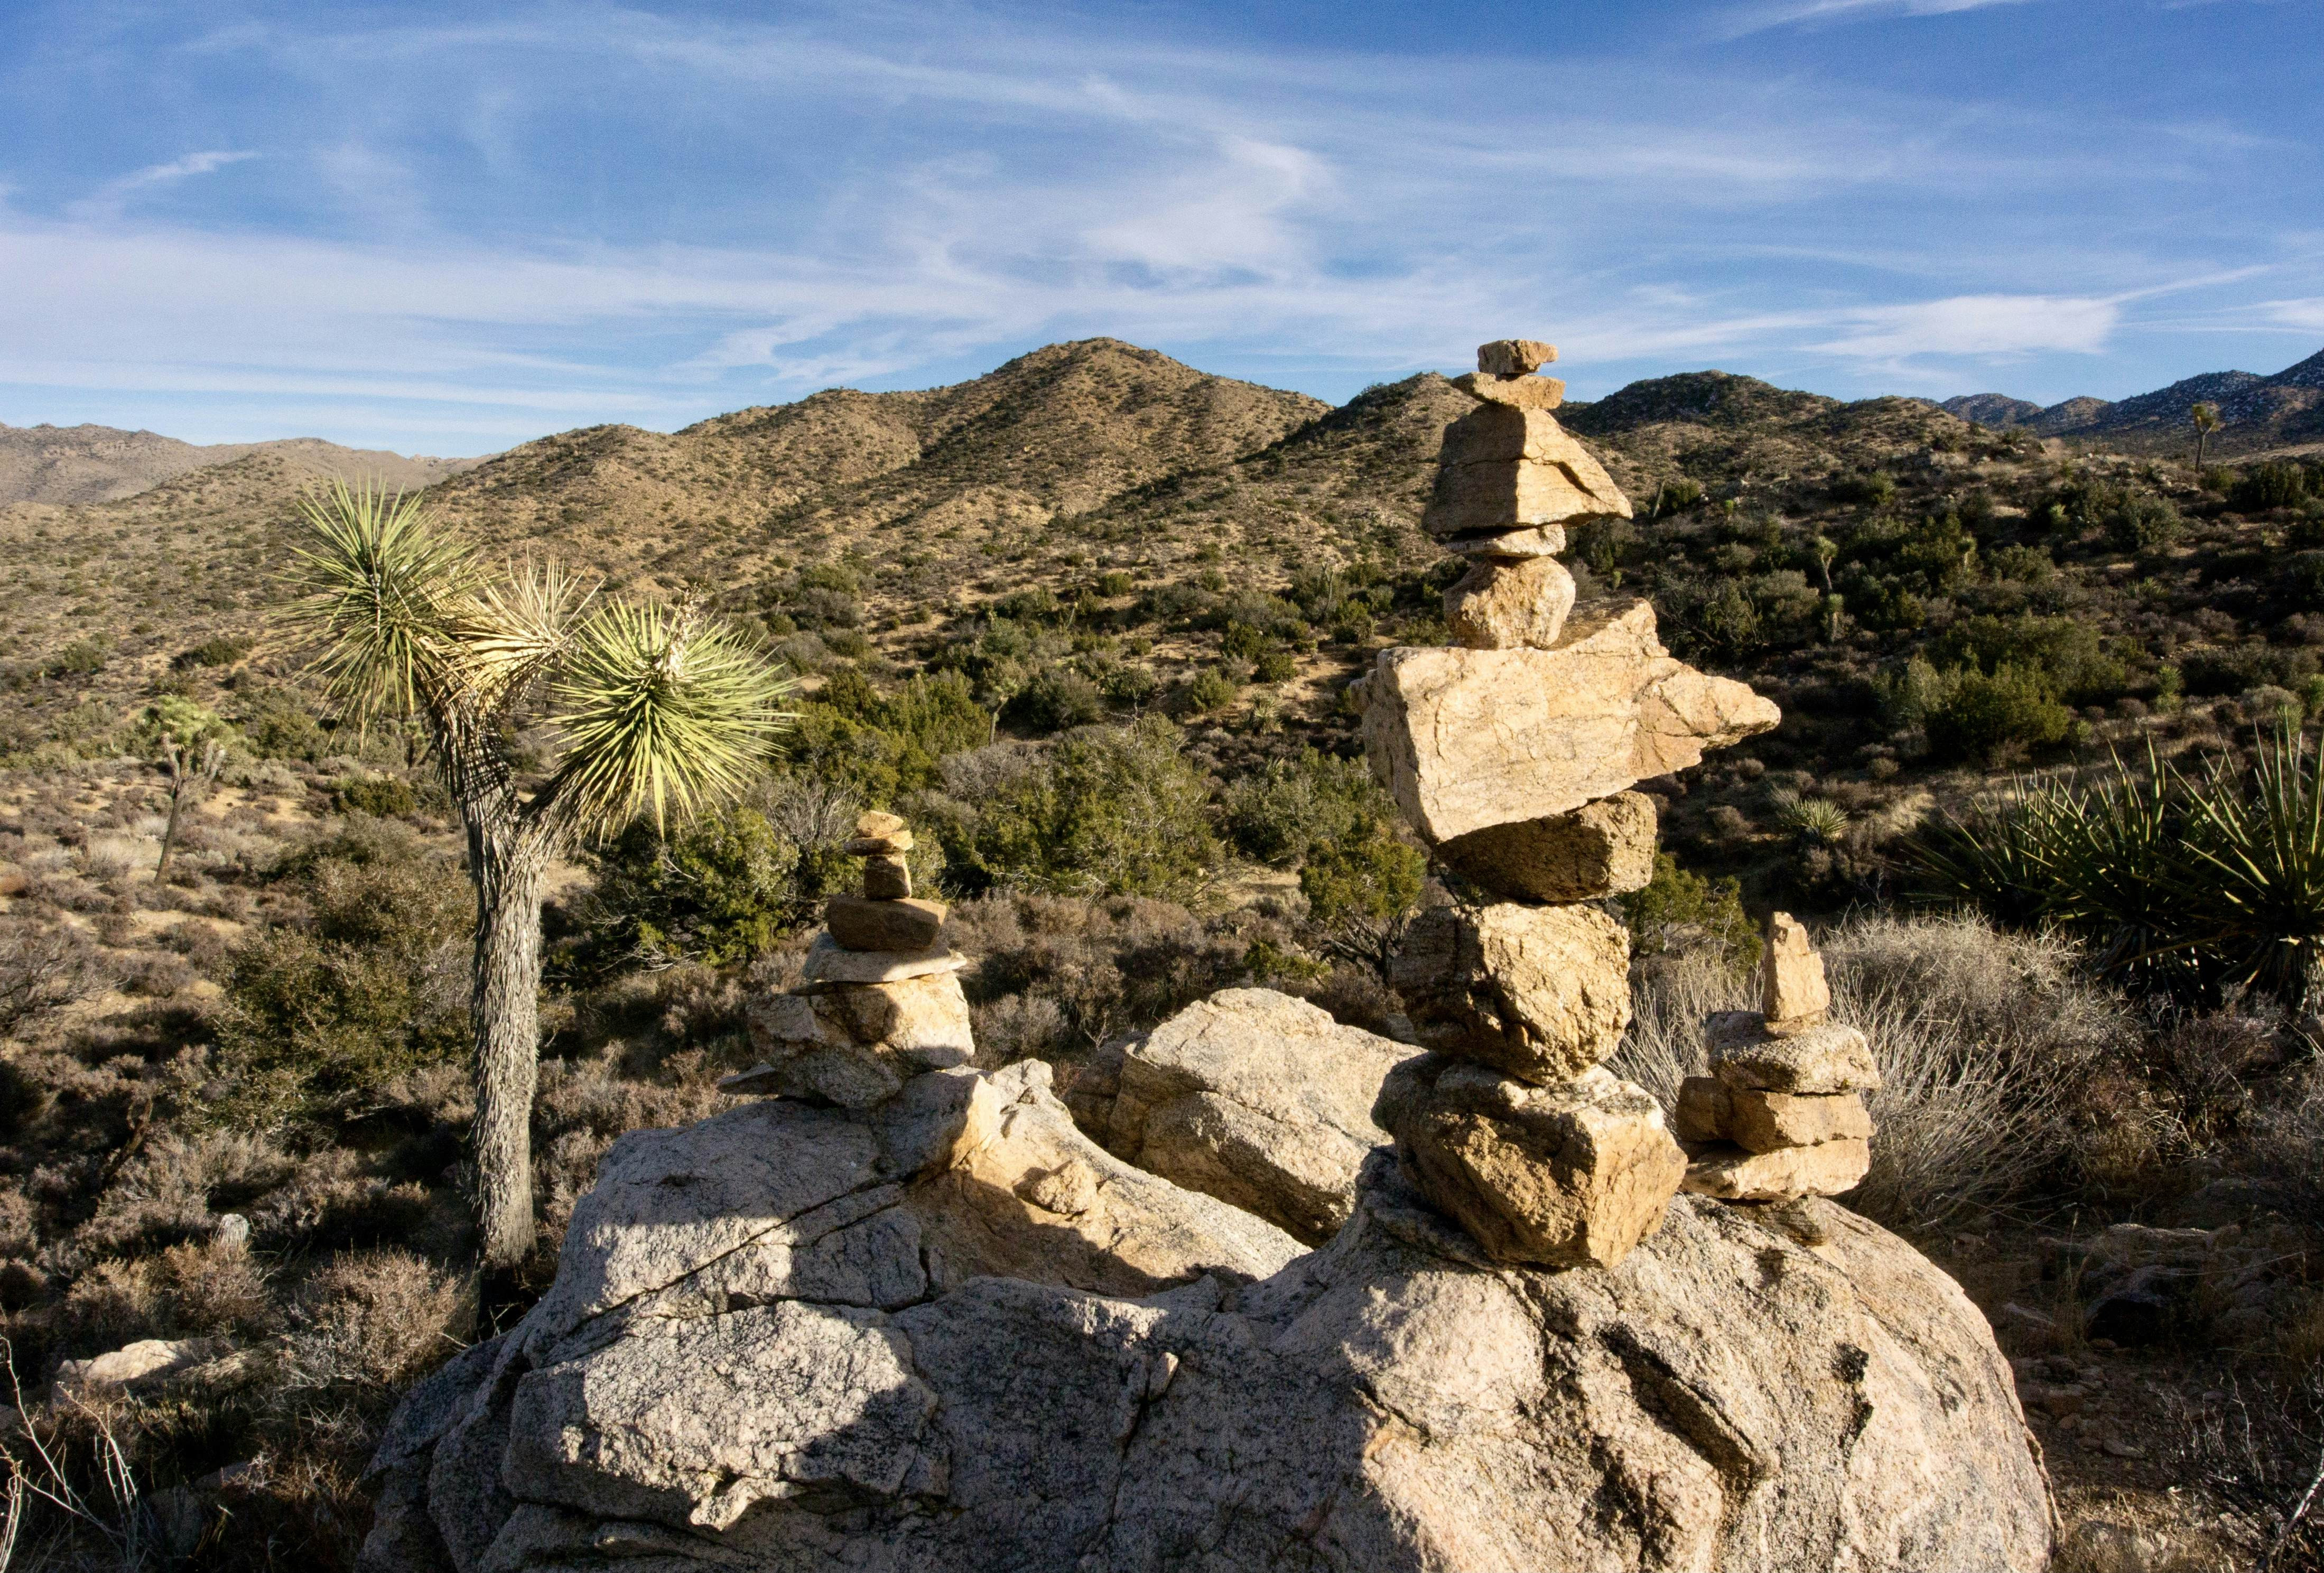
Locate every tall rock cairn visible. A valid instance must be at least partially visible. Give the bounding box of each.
[1674,912,1879,1200]
[722,812,976,1109]
[1365,338,1782,1271]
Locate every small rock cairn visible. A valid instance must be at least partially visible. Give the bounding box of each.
[1674,912,1879,1200]
[1364,337,1797,1271]
[722,812,976,1109]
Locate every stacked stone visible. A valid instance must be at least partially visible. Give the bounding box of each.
[721,813,975,1110]
[1675,913,1879,1202]
[1366,338,1782,1271]
[1428,339,1631,653]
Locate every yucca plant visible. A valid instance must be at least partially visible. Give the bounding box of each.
[2181,724,2324,1012]
[284,483,794,1270]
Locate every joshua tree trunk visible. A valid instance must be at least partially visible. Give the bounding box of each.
[469,817,553,1271]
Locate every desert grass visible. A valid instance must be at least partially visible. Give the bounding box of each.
[1613,910,2133,1228]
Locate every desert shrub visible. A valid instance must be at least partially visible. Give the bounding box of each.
[582,805,803,967]
[213,823,469,1125]
[2182,643,2317,697]
[334,774,419,817]
[949,891,1257,1054]
[1932,615,2126,705]
[1011,667,1106,732]
[279,1248,466,1397]
[235,688,330,760]
[173,635,252,670]
[790,669,991,798]
[43,638,106,678]
[1923,665,2074,764]
[1,918,108,1035]
[931,718,1218,900]
[1221,750,1385,867]
[1179,667,1239,716]
[2104,492,2182,551]
[1613,913,2122,1226]
[1829,471,1896,508]
[2230,463,2310,514]
[1618,853,1759,972]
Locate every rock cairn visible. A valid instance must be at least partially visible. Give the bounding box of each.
[1365,338,1783,1271]
[1675,912,1879,1201]
[722,812,975,1109]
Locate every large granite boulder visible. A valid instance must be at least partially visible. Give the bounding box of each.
[364,1068,2051,1573]
[1356,600,1780,848]
[1095,988,1412,1244]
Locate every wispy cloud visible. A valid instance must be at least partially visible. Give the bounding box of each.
[64,150,258,222]
[0,0,2314,447]
[1718,0,2042,38]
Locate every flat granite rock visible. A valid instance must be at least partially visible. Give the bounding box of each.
[1708,1012,1882,1095]
[800,933,968,985]
[364,1121,2050,1573]
[1358,600,1780,846]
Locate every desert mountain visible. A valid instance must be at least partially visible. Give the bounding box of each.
[0,421,483,507]
[1944,346,2324,455]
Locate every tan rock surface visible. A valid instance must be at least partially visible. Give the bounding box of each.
[1099,988,1411,1244]
[1391,901,1632,1082]
[1374,1057,1684,1268]
[1435,790,1657,902]
[1682,1137,1872,1201]
[1445,524,1566,557]
[743,972,977,1107]
[1709,1012,1881,1094]
[369,1077,2052,1573]
[1454,370,1565,409]
[1763,911,1831,1030]
[1444,556,1575,650]
[862,852,912,899]
[1476,338,1557,375]
[1676,1077,1873,1152]
[799,934,966,985]
[1358,600,1781,845]
[828,893,947,952]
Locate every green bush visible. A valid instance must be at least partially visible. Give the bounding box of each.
[1619,854,1760,972]
[1180,668,1239,716]
[1299,824,1423,931]
[1923,664,2075,765]
[44,639,106,678]
[1011,667,1105,732]
[936,716,1218,899]
[584,806,803,966]
[173,636,250,670]
[215,822,468,1126]
[236,689,330,760]
[1222,751,1385,867]
[1829,471,1897,508]
[2104,493,2181,551]
[335,775,420,817]
[790,669,991,798]
[1932,615,2126,705]
[2230,464,2310,514]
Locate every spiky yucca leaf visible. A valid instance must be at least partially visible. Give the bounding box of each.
[455,560,597,712]
[2182,725,2324,1010]
[284,482,476,723]
[545,601,794,839]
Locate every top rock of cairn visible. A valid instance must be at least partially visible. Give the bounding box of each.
[826,811,948,953]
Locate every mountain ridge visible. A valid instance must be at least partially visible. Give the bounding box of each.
[0,421,485,507]
[1942,345,2324,454]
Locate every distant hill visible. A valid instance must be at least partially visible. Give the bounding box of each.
[1943,346,2324,455]
[0,422,485,506]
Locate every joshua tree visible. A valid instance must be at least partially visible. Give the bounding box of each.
[2191,401,2221,467]
[154,733,225,880]
[285,483,793,1270]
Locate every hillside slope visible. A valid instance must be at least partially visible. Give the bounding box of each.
[0,422,482,506]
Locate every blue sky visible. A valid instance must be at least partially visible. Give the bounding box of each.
[2,0,2318,454]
